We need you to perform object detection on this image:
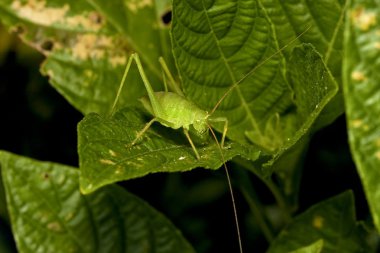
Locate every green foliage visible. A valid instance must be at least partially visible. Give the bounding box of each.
[288,240,324,253]
[0,0,379,252]
[78,107,260,194]
[267,191,370,253]
[343,0,380,233]
[0,151,195,253]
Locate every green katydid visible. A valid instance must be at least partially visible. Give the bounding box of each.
[111,53,229,160]
[110,28,310,253]
[110,53,243,252]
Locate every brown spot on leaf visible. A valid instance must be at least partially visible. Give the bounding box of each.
[11,0,103,31]
[47,221,63,232]
[12,25,26,35]
[100,159,116,165]
[312,215,324,229]
[42,172,49,179]
[351,6,377,31]
[89,11,103,25]
[11,0,69,26]
[127,0,153,13]
[352,119,363,128]
[351,71,366,81]
[70,34,127,66]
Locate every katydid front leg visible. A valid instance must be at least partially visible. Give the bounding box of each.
[209,117,228,148]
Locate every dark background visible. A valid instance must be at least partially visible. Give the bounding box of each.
[0,24,377,252]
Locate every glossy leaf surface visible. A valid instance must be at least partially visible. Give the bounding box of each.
[0,151,195,253]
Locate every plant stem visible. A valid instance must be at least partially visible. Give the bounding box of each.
[233,157,292,222]
[264,179,292,222]
[235,169,275,242]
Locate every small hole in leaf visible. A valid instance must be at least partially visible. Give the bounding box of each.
[41,40,54,52]
[13,25,25,35]
[161,10,172,25]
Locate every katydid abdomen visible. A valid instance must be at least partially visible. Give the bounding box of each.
[140,91,209,136]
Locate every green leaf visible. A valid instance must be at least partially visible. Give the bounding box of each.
[267,191,371,253]
[261,44,338,173]
[78,107,260,193]
[171,0,292,147]
[343,0,380,233]
[0,151,195,253]
[261,0,345,78]
[289,240,324,253]
[261,0,347,128]
[171,1,338,156]
[0,0,169,115]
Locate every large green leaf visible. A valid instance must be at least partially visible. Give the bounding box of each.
[261,0,345,78]
[343,0,380,232]
[259,44,338,172]
[0,151,195,253]
[171,1,339,156]
[0,0,170,115]
[259,44,338,210]
[261,0,347,129]
[267,191,371,253]
[172,0,291,147]
[78,107,260,194]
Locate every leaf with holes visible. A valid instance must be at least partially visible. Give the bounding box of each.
[0,151,195,253]
[0,0,172,115]
[78,107,261,194]
[343,0,380,233]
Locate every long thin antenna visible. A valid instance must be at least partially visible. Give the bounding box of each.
[208,124,243,253]
[210,26,311,115]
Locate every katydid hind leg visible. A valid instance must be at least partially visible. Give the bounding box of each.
[110,54,135,116]
[159,57,184,96]
[133,54,164,117]
[111,53,164,118]
[161,67,169,92]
